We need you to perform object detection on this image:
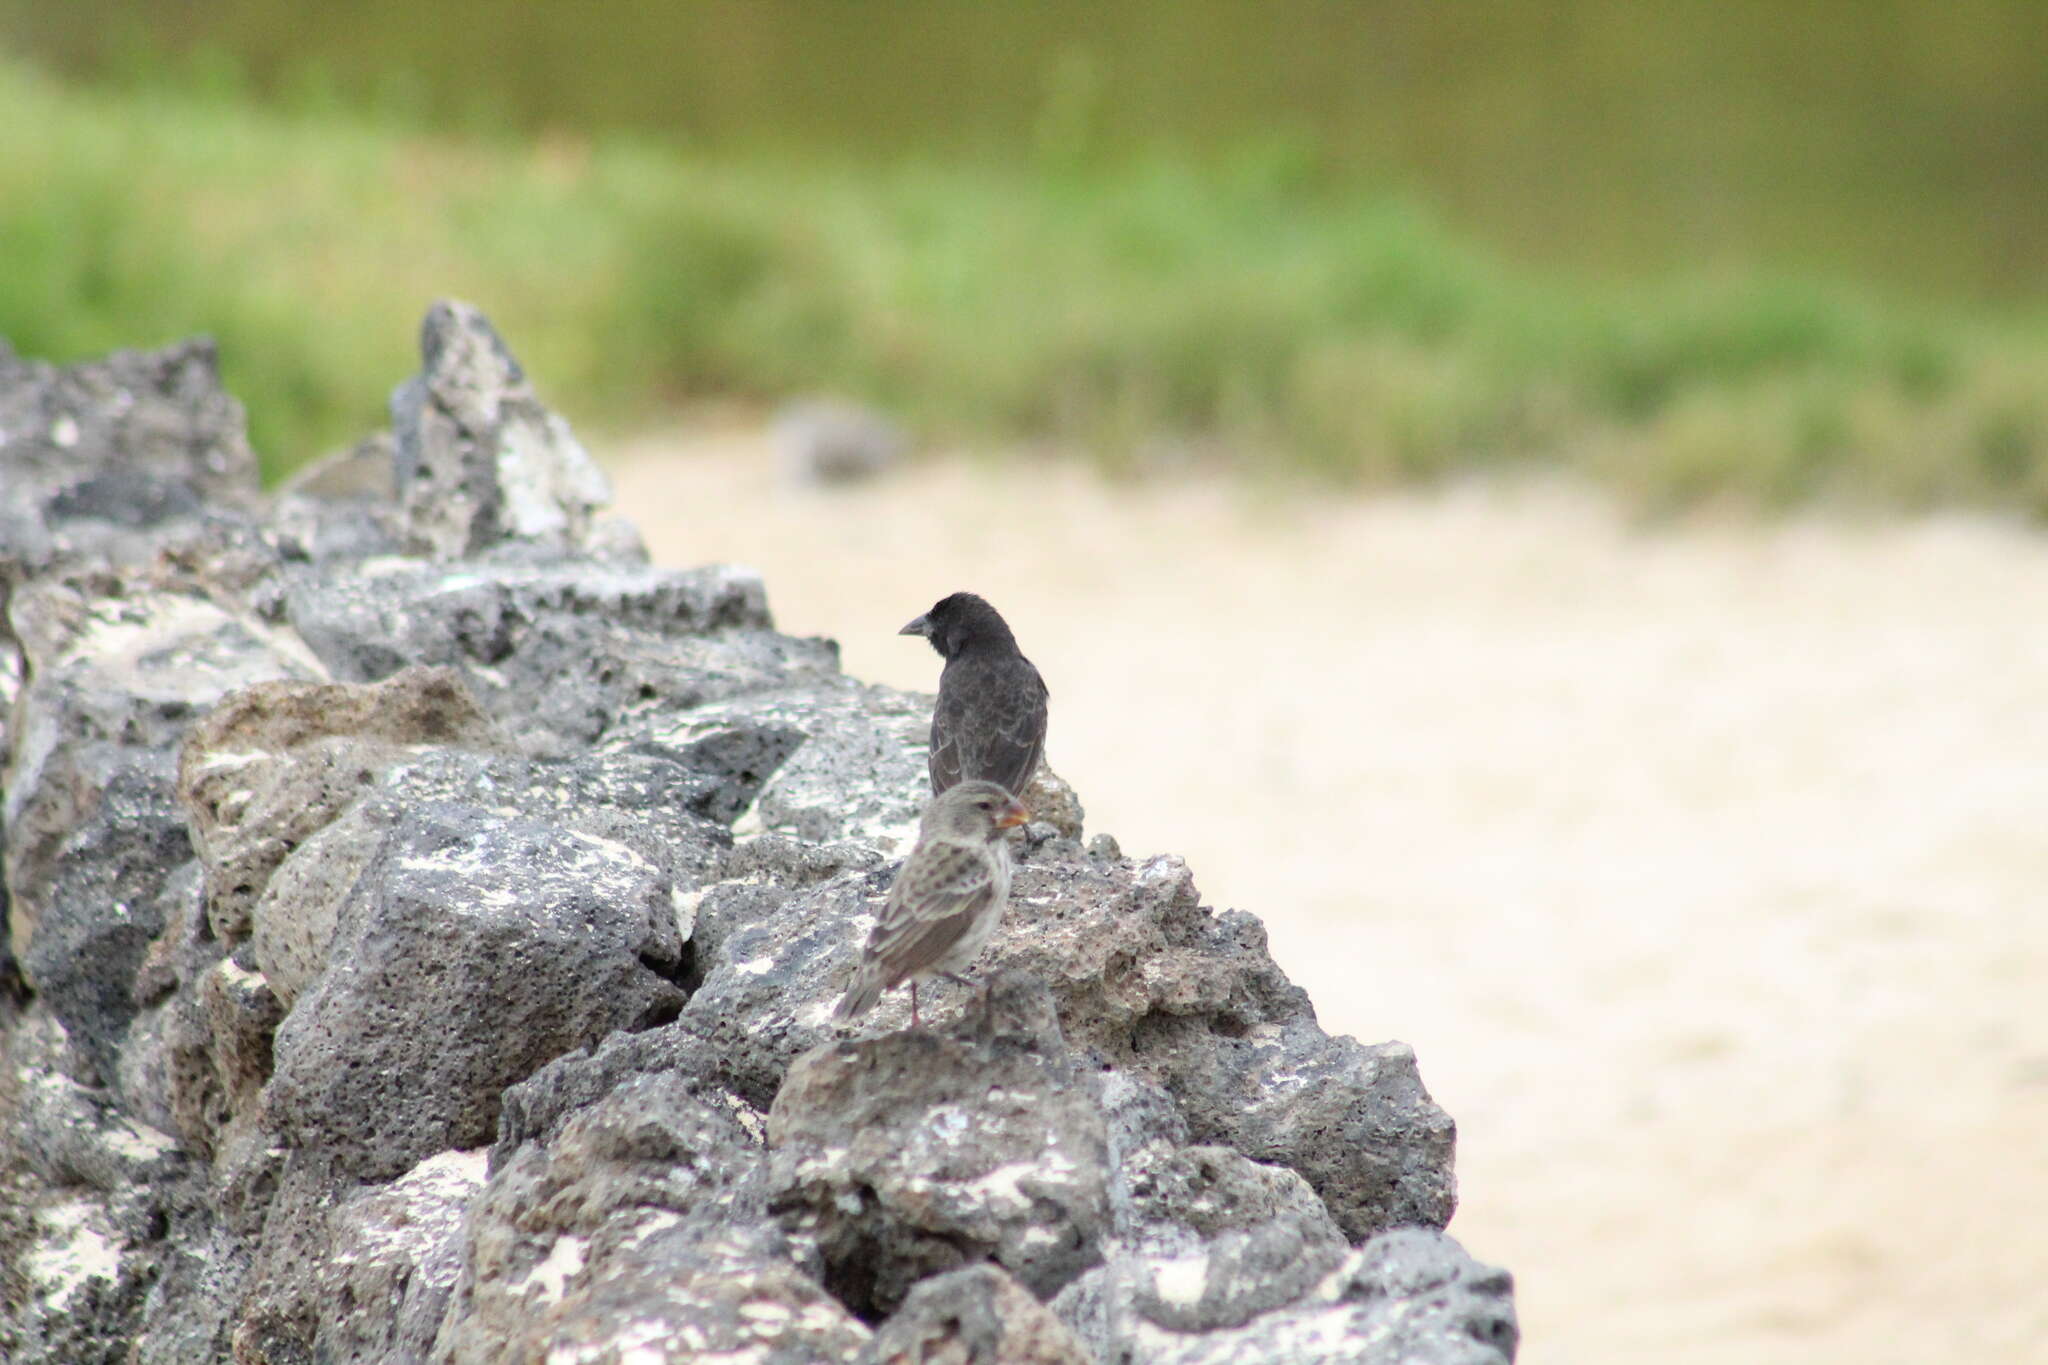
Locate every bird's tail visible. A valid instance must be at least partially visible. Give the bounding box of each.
[834,969,884,1021]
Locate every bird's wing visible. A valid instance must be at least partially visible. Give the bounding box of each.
[866,840,998,982]
[887,884,998,981]
[986,660,1049,795]
[928,696,965,793]
[932,654,1048,796]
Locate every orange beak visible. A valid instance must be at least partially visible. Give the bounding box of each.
[996,801,1030,830]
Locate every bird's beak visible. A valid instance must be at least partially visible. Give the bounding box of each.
[996,801,1030,830]
[898,614,931,637]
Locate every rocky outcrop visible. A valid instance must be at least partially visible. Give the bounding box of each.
[0,306,1515,1362]
[767,975,1115,1317]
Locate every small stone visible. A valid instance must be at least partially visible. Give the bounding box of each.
[774,398,907,487]
[864,1263,1093,1364]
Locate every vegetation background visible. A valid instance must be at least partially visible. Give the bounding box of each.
[2,0,2044,510]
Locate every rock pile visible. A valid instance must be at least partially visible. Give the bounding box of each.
[0,305,1516,1362]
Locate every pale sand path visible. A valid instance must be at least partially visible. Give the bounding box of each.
[610,423,2048,1364]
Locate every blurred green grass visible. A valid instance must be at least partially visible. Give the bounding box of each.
[2,57,2045,512]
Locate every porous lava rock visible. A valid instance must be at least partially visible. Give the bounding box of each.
[0,307,1513,1364]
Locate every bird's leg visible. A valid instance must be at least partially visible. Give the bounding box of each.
[909,980,920,1030]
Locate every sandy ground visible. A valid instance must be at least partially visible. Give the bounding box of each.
[608,423,2048,1364]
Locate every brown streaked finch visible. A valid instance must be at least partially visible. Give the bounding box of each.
[835,780,1029,1027]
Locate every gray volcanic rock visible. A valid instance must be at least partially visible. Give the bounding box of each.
[676,861,876,1108]
[433,1069,862,1364]
[0,310,1512,1365]
[308,1149,489,1364]
[767,976,1112,1317]
[1050,1064,1352,1350]
[0,337,260,606]
[4,570,320,1084]
[130,1215,253,1365]
[176,665,503,945]
[0,1009,194,1365]
[1086,1227,1519,1365]
[267,433,409,564]
[243,743,728,1011]
[0,336,264,1017]
[498,1235,870,1365]
[1090,1144,1351,1334]
[156,668,734,1182]
[678,830,1454,1240]
[263,801,690,1183]
[862,1263,1094,1365]
[987,849,1457,1239]
[620,675,932,852]
[278,554,816,756]
[391,299,613,559]
[1020,763,1087,842]
[0,1174,155,1365]
[490,1016,739,1167]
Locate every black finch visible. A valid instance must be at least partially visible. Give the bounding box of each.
[900,592,1049,798]
[835,780,1029,1027]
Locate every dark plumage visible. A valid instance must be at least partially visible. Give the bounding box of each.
[900,592,1049,798]
[835,780,1029,1026]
